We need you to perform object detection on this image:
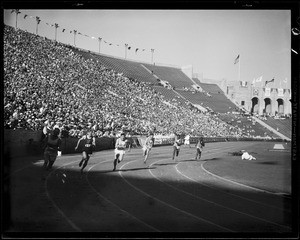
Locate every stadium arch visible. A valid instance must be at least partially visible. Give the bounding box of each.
[264,98,272,115]
[251,97,259,114]
[276,98,284,116]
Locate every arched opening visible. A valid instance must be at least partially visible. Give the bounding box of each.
[277,98,284,116]
[264,98,272,115]
[251,97,259,114]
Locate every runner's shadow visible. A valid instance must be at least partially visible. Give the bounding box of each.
[201,157,221,161]
[255,161,278,165]
[178,159,197,163]
[153,162,178,166]
[117,166,156,172]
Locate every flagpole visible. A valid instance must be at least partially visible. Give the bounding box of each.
[125,44,128,59]
[279,80,282,89]
[238,56,241,82]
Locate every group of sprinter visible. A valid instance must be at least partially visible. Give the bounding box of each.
[42,128,205,176]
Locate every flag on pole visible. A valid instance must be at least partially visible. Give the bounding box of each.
[240,81,247,87]
[256,76,262,82]
[234,54,240,64]
[265,78,274,86]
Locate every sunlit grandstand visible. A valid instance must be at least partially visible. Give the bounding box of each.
[4,23,291,141]
[3,8,295,235]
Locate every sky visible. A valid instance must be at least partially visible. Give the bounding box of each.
[4,9,291,88]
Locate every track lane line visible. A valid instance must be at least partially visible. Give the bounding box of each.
[148,155,291,231]
[175,162,290,212]
[45,157,82,232]
[119,160,235,232]
[86,160,160,232]
[43,151,116,232]
[201,161,291,198]
[174,146,291,212]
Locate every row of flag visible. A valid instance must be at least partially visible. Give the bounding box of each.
[249,77,287,87]
[234,54,288,87]
[10,9,154,54]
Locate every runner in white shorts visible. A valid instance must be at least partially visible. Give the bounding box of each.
[113,133,128,171]
[184,134,191,148]
[143,132,154,164]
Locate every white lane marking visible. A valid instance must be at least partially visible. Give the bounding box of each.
[174,162,290,212]
[201,161,291,198]
[45,158,82,232]
[119,160,234,232]
[4,164,32,180]
[149,154,291,231]
[43,151,115,231]
[3,142,245,180]
[86,160,160,232]
[167,164,292,230]
[174,146,291,212]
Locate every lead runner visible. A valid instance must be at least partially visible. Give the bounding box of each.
[113,133,128,171]
[142,132,154,164]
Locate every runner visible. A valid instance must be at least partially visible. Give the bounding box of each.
[184,133,191,148]
[75,131,96,174]
[195,137,205,160]
[43,128,62,171]
[113,133,128,171]
[172,134,181,161]
[143,132,154,164]
[241,150,256,160]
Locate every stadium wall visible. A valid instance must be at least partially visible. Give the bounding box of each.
[226,82,291,116]
[4,130,284,158]
[4,130,116,158]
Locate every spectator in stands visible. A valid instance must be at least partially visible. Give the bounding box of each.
[4,25,247,140]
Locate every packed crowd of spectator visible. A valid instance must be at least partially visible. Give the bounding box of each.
[4,25,245,138]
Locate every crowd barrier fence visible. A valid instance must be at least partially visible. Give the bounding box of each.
[4,129,286,158]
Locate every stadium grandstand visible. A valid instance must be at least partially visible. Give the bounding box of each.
[73,48,159,85]
[143,63,196,89]
[4,24,291,141]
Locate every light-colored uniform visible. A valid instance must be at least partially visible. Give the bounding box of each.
[184,135,190,145]
[241,151,256,160]
[143,136,154,151]
[115,137,127,161]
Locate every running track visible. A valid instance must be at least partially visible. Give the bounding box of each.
[5,141,292,235]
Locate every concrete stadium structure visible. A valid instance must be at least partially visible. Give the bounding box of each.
[191,72,291,117]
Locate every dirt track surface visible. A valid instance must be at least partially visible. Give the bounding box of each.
[3,141,293,237]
